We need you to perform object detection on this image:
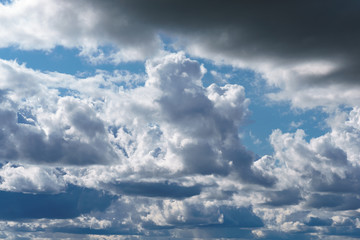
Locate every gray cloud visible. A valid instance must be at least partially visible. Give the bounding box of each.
[0,107,115,166]
[0,185,115,219]
[310,170,360,193]
[1,0,360,107]
[263,188,303,207]
[45,206,262,239]
[142,204,264,230]
[146,53,276,185]
[1,2,360,236]
[305,217,333,227]
[306,193,360,211]
[0,51,278,238]
[109,181,202,199]
[216,206,264,228]
[81,0,360,108]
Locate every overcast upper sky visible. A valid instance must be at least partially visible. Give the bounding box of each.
[1,0,360,239]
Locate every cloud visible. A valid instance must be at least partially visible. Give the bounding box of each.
[144,52,276,185]
[0,163,66,193]
[0,104,116,166]
[1,48,360,238]
[305,217,333,227]
[0,0,162,62]
[0,185,115,219]
[0,60,119,166]
[217,206,264,228]
[248,106,360,238]
[266,108,360,195]
[1,2,360,235]
[1,0,359,109]
[48,0,360,108]
[141,202,263,230]
[0,0,359,113]
[263,188,303,207]
[0,50,279,238]
[306,194,360,211]
[109,181,202,199]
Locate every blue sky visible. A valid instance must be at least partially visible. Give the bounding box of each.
[1,0,360,239]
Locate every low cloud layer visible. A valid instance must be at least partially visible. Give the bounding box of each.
[0,185,115,219]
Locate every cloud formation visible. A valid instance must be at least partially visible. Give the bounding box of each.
[2,0,360,108]
[0,185,115,219]
[1,0,360,239]
[1,45,360,239]
[0,52,272,237]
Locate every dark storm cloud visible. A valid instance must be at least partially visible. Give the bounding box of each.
[0,185,115,219]
[109,181,202,199]
[87,0,360,86]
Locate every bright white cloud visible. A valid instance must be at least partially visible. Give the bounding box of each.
[0,0,162,62]
[0,163,65,193]
[248,107,360,238]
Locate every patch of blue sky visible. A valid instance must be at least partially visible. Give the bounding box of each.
[246,102,330,156]
[0,46,87,74]
[158,31,178,53]
[0,0,11,5]
[17,112,36,126]
[0,46,145,76]
[56,88,80,98]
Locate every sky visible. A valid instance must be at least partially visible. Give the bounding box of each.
[0,0,360,239]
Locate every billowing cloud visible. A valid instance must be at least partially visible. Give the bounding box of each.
[248,107,360,238]
[1,1,360,238]
[1,48,360,239]
[0,51,274,238]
